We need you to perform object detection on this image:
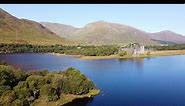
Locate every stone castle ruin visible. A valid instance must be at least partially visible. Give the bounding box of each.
[119,43,145,57]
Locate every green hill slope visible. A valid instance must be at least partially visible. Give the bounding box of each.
[42,20,159,46]
[71,21,158,45]
[0,8,70,45]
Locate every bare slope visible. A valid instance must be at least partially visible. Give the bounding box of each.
[149,30,185,44]
[40,22,78,39]
[71,21,158,45]
[42,21,160,45]
[0,8,70,45]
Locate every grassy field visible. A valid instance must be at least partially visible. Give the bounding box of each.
[149,50,185,57]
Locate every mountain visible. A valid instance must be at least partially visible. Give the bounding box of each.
[43,20,185,45]
[70,21,158,45]
[0,8,71,45]
[149,30,185,44]
[40,22,78,39]
[42,21,159,45]
[1,8,184,46]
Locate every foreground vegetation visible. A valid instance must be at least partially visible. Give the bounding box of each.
[0,63,99,106]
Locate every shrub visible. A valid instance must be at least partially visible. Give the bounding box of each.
[0,85,11,96]
[14,86,32,100]
[62,68,95,95]
[146,51,150,55]
[13,81,35,105]
[0,66,16,87]
[11,99,23,106]
[29,70,49,76]
[0,65,27,88]
[40,84,59,101]
[0,90,16,106]
[26,75,46,89]
[119,51,127,56]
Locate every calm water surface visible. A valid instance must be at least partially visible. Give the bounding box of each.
[1,53,185,106]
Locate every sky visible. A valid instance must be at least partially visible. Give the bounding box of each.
[0,4,185,35]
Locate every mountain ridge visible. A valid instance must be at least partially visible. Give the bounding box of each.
[70,20,157,45]
[41,20,185,45]
[1,8,185,46]
[0,8,72,45]
[149,30,185,44]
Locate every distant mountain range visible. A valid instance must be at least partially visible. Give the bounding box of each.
[1,8,185,45]
[41,21,185,45]
[41,21,158,45]
[149,30,185,44]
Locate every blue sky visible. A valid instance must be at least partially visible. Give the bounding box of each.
[0,4,185,35]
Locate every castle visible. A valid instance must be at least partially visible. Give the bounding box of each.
[119,43,145,57]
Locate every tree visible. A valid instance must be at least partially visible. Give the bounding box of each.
[40,84,59,101]
[119,51,127,56]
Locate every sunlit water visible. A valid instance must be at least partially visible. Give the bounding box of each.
[1,53,185,106]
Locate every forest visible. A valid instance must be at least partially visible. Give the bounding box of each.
[1,43,185,57]
[0,43,118,56]
[145,44,185,51]
[0,63,99,106]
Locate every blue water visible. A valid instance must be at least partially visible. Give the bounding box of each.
[1,53,185,106]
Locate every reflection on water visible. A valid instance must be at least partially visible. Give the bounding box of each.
[118,58,144,70]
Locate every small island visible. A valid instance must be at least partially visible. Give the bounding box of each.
[0,63,100,106]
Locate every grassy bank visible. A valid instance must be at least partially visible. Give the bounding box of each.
[78,50,185,60]
[149,50,185,57]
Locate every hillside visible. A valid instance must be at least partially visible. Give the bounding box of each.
[0,8,71,45]
[43,20,185,46]
[42,21,159,45]
[149,30,185,44]
[40,22,78,39]
[71,21,159,45]
[1,8,185,46]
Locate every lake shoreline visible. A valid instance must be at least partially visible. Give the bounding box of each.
[59,90,100,106]
[1,50,185,60]
[47,52,82,58]
[48,50,185,60]
[33,89,100,106]
[1,50,185,105]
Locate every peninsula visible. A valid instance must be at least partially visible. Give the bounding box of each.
[0,64,100,106]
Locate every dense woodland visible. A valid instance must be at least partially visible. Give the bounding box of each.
[0,63,97,106]
[0,43,118,56]
[1,43,185,57]
[145,44,185,51]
